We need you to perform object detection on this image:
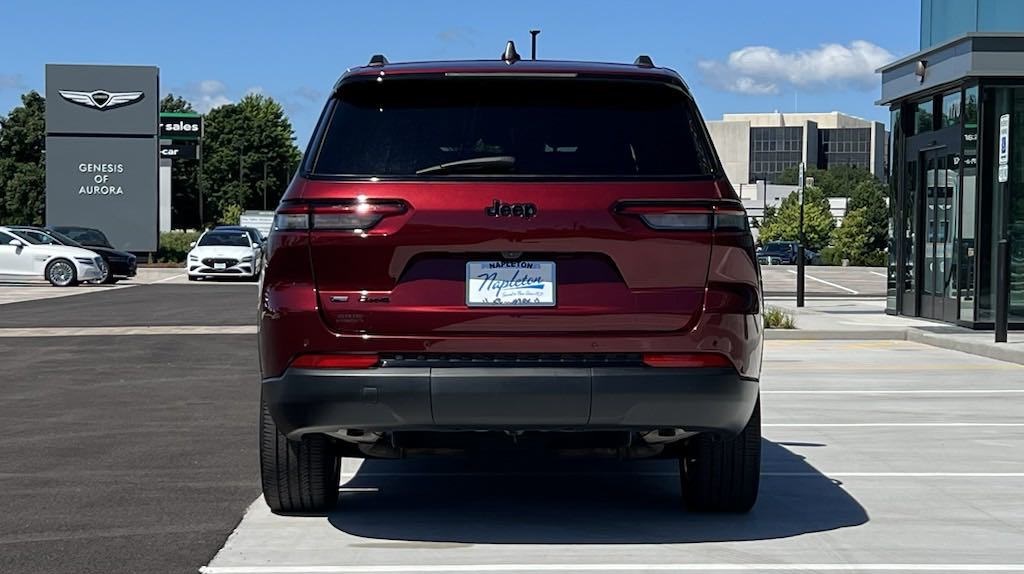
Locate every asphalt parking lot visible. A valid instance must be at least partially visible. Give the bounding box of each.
[3,279,1024,574]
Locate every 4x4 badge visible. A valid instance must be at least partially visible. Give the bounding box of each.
[486,200,537,219]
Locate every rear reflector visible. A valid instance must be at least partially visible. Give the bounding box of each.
[291,354,380,369]
[642,353,733,369]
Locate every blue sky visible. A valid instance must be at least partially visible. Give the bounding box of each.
[0,0,920,147]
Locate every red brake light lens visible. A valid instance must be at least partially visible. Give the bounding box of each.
[642,353,733,369]
[291,354,380,369]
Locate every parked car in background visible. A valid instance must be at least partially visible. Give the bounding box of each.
[757,241,821,265]
[9,226,136,284]
[187,228,264,281]
[211,226,265,260]
[0,226,105,286]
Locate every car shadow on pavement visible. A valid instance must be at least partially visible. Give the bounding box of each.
[327,439,867,544]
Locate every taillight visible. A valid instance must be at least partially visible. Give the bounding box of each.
[616,201,748,231]
[291,353,380,369]
[706,281,760,314]
[642,353,733,369]
[273,205,310,231]
[273,199,408,232]
[311,201,406,231]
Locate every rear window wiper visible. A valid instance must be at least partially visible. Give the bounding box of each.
[415,155,516,175]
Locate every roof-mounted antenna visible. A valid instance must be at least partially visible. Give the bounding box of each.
[501,40,521,64]
[529,30,540,60]
[368,54,389,66]
[634,55,655,68]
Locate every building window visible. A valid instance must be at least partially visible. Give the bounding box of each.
[942,90,962,128]
[915,99,935,134]
[749,126,804,183]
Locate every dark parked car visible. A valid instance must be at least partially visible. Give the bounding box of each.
[259,49,763,515]
[757,241,821,265]
[42,226,137,283]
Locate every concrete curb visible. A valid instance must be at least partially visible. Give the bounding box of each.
[905,329,1024,367]
[766,329,907,340]
[768,327,1024,367]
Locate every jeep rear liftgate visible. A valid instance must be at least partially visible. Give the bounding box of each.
[281,180,741,337]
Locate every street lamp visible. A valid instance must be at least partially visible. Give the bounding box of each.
[797,162,806,308]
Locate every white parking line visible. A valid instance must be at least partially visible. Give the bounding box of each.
[763,389,1024,394]
[786,269,859,294]
[764,423,1024,427]
[870,271,888,278]
[0,325,256,337]
[150,272,185,284]
[332,471,1024,479]
[199,563,1024,573]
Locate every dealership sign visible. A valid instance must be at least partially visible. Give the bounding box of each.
[160,141,199,160]
[46,64,160,251]
[160,112,202,140]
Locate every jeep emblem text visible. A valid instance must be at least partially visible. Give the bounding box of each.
[486,200,537,219]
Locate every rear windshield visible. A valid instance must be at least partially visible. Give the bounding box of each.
[311,77,717,178]
[198,232,250,247]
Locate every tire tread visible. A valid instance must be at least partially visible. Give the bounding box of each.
[260,394,339,514]
[680,398,761,512]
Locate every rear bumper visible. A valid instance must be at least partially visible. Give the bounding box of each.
[263,367,758,439]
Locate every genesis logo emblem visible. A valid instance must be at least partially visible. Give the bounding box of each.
[58,90,144,111]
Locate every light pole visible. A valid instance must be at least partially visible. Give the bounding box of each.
[797,162,806,308]
[262,161,268,210]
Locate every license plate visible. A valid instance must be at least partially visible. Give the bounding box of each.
[466,261,556,307]
[214,262,226,269]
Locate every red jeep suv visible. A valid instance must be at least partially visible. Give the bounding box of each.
[259,49,763,515]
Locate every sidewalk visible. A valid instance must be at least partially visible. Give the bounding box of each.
[765,297,1024,365]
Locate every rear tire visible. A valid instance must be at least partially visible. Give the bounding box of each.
[46,259,78,287]
[187,275,199,281]
[260,393,340,515]
[679,398,761,512]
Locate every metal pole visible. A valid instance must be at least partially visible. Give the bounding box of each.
[797,163,806,307]
[197,142,204,226]
[530,30,540,60]
[997,236,1009,342]
[996,175,1010,343]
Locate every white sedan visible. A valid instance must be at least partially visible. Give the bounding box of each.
[0,226,106,286]
[186,228,264,281]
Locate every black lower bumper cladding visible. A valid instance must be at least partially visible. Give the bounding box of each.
[263,366,759,439]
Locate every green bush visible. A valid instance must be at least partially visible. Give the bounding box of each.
[820,246,842,266]
[157,230,201,263]
[764,306,796,329]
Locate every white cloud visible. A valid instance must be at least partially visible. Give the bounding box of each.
[185,79,232,112]
[0,74,27,92]
[698,41,894,95]
[245,85,264,96]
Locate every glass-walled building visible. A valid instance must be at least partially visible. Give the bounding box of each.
[921,0,1024,49]
[880,32,1024,327]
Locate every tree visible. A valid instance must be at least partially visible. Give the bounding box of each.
[201,94,301,223]
[159,93,195,113]
[778,164,876,197]
[847,179,889,253]
[160,94,201,229]
[833,207,885,266]
[0,91,46,225]
[758,185,836,252]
